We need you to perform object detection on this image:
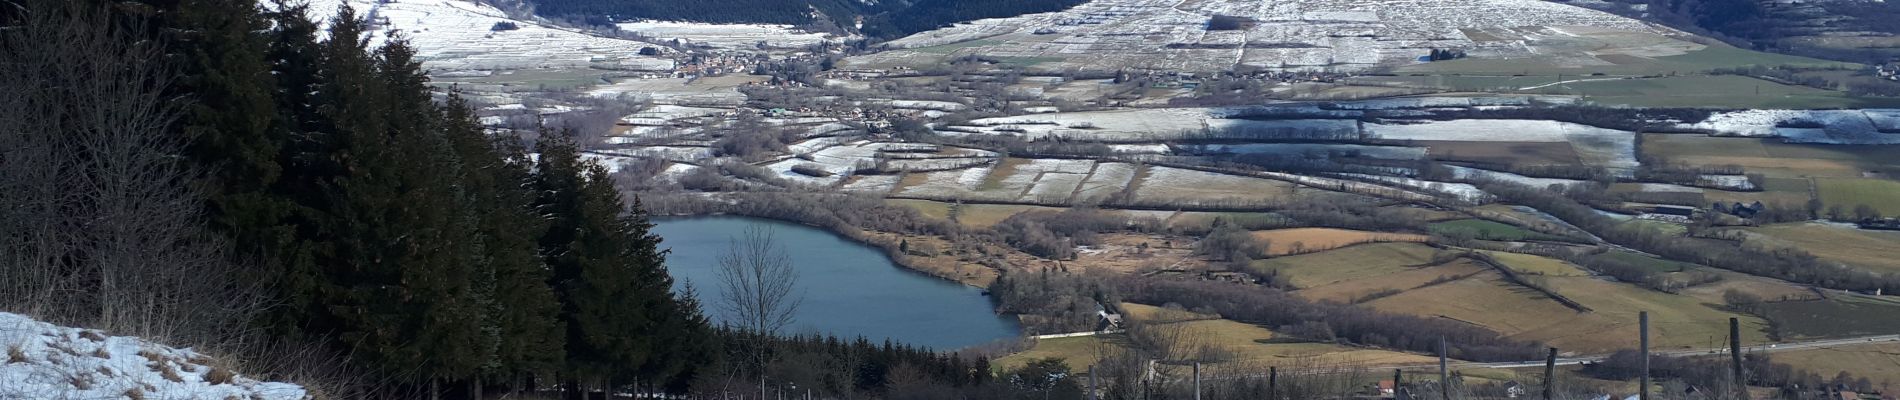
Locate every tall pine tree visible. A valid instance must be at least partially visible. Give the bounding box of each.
[535,129,708,396]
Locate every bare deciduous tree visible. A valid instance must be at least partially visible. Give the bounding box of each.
[0,0,262,345]
[715,225,802,400]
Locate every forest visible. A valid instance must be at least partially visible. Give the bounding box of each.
[0,0,1068,398]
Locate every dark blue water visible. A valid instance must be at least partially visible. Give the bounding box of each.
[651,216,1020,350]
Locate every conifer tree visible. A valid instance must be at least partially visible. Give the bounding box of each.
[536,129,709,396]
[441,91,567,390]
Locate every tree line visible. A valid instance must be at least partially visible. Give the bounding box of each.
[1476,180,1900,293]
[0,1,727,398]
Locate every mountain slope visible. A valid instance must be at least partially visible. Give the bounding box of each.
[523,0,1090,40]
[847,0,1677,72]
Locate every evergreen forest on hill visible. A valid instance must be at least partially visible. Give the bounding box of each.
[0,1,1050,398]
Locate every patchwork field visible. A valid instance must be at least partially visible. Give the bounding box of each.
[1248,228,1429,256]
[1758,295,1900,340]
[1364,271,1589,343]
[1643,134,1898,180]
[1354,262,1768,353]
[1427,141,1583,166]
[999,303,1438,371]
[1430,219,1573,242]
[1766,342,1900,387]
[1730,223,1900,274]
[1539,276,1770,350]
[1251,243,1439,288]
[1295,258,1490,304]
[1480,251,1590,277]
[1815,178,1900,216]
[886,199,1065,227]
[1133,166,1301,205]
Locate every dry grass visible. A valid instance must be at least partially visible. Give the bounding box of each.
[1000,304,1438,372]
[1766,342,1900,386]
[1642,134,1877,179]
[1816,177,1900,216]
[1675,270,1813,304]
[1252,242,1439,288]
[1539,276,1770,351]
[159,363,184,383]
[204,366,237,385]
[1132,166,1300,204]
[1070,234,1205,274]
[1365,271,1581,341]
[1296,258,1489,303]
[90,347,110,359]
[1479,251,1590,276]
[1249,228,1428,256]
[1734,223,1900,273]
[6,345,25,364]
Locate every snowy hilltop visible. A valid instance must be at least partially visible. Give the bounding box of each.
[0,313,307,400]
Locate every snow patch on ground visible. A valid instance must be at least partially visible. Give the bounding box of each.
[1688,109,1900,144]
[0,313,306,400]
[1448,165,1587,189]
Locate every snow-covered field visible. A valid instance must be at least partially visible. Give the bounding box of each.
[841,175,902,193]
[1367,119,1574,142]
[1448,165,1586,188]
[1371,120,1637,174]
[1074,162,1140,202]
[951,108,1358,141]
[0,313,306,400]
[1696,175,1757,191]
[300,0,671,71]
[615,21,841,49]
[1341,174,1491,203]
[1686,109,1900,144]
[898,165,996,198]
[587,76,760,106]
[1200,143,1427,160]
[855,0,1663,72]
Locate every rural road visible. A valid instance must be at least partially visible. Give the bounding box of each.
[1464,334,1900,370]
[1190,334,1900,380]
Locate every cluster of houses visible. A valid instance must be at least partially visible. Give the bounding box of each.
[670,53,770,78]
[1876,62,1900,82]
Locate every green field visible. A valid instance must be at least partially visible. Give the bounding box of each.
[1816,178,1900,216]
[1758,295,1900,339]
[1429,219,1571,242]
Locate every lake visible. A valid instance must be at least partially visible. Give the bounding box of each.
[651,216,1021,350]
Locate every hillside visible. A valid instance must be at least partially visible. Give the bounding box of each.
[522,0,1090,39]
[0,313,306,399]
[848,0,1676,72]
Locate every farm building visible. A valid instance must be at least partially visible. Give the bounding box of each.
[1649,205,1697,217]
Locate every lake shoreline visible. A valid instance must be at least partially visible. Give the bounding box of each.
[650,215,1021,350]
[653,211,998,288]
